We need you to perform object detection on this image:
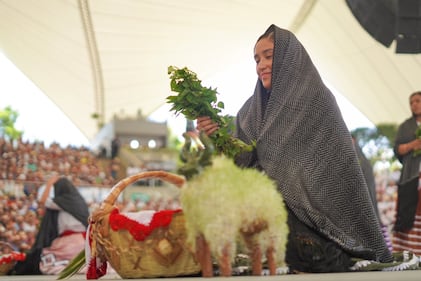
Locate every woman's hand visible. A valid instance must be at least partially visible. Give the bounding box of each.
[46,175,60,186]
[196,116,219,136]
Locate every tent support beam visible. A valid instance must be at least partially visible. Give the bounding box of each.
[78,0,105,129]
[289,0,318,33]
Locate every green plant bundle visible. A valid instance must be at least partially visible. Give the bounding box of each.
[167,66,254,158]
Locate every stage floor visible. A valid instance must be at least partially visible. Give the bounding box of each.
[1,271,420,281]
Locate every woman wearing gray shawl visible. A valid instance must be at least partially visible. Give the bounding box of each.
[197,24,392,272]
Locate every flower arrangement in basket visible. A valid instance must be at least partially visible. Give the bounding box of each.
[0,242,26,275]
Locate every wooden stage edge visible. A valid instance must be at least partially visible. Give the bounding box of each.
[0,270,420,281]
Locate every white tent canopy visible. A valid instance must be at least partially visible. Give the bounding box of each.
[0,0,420,141]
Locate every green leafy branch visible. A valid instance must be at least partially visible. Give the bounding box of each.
[167,66,254,158]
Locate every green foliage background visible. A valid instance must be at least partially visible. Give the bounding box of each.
[351,123,399,168]
[0,106,22,141]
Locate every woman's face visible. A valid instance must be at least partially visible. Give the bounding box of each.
[254,37,274,91]
[410,94,421,117]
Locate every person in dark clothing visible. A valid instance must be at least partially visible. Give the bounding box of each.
[392,91,421,255]
[111,137,120,159]
[10,176,89,275]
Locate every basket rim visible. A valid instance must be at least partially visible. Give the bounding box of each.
[102,171,185,207]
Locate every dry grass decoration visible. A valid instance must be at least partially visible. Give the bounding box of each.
[178,131,288,277]
[167,66,289,277]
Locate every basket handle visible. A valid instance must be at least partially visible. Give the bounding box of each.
[102,171,186,207]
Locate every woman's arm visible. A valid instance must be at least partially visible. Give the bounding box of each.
[39,175,59,206]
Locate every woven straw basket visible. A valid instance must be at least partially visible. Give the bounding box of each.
[89,171,201,278]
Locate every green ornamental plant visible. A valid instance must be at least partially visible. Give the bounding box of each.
[167,66,254,158]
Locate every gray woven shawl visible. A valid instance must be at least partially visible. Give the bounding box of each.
[235,24,392,262]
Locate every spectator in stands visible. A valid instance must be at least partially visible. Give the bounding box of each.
[0,136,117,187]
[111,137,120,159]
[392,90,421,255]
[110,157,121,180]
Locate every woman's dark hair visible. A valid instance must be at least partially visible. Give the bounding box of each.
[256,30,274,44]
[410,91,421,99]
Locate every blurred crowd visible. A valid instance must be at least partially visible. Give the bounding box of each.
[0,137,112,254]
[0,137,181,256]
[0,193,39,254]
[0,137,117,191]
